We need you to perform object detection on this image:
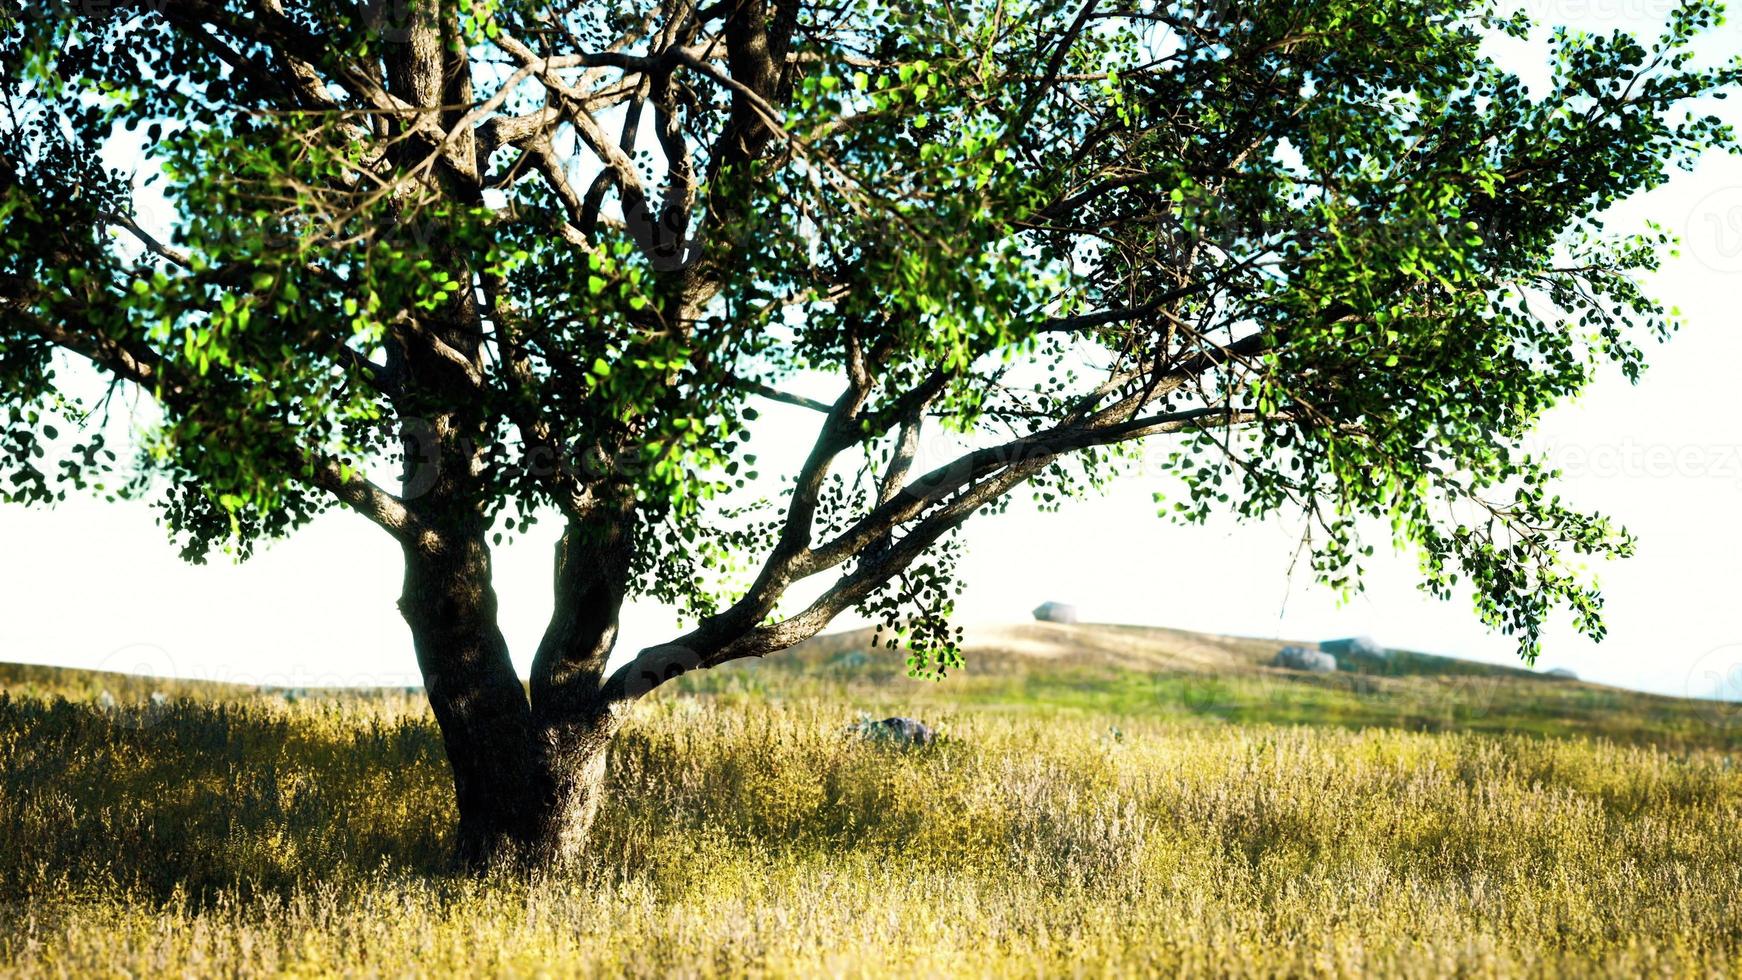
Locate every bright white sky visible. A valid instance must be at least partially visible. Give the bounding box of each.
[2,3,1740,700]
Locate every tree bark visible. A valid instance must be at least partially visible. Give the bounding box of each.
[400,533,544,866]
[530,717,617,866]
[400,528,625,869]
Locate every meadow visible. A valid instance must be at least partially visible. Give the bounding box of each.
[2,623,1740,977]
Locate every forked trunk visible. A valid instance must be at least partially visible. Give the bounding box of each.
[400,534,617,869]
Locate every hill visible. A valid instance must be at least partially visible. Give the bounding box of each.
[4,622,1734,756]
[0,660,259,702]
[685,622,1742,753]
[6,622,1736,753]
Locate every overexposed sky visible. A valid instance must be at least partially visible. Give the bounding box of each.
[2,3,1740,700]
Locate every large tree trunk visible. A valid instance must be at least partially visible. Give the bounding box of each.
[373,0,643,873]
[400,533,543,865]
[400,530,623,869]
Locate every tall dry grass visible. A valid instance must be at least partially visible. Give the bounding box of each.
[2,682,1739,977]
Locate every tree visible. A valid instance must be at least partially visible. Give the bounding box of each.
[1,0,1734,866]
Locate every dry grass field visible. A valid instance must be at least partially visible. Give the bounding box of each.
[2,625,1740,977]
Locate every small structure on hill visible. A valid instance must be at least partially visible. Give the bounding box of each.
[1320,635,1387,659]
[1273,645,1338,673]
[1032,601,1079,624]
[1545,667,1579,680]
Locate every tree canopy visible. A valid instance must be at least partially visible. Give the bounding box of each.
[3,0,1739,861]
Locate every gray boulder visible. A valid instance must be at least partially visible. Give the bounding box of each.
[855,715,936,747]
[1272,646,1338,673]
[1032,601,1079,624]
[1320,635,1387,659]
[1545,667,1579,680]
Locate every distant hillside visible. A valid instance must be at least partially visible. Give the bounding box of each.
[5,622,1738,752]
[689,621,1741,753]
[0,661,414,705]
[0,661,255,702]
[772,621,1548,681]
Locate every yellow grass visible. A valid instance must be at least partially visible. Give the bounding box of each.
[3,652,1740,977]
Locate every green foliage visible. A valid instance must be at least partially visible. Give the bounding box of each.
[2,0,1739,659]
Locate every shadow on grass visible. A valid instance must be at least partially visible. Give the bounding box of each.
[0,694,454,904]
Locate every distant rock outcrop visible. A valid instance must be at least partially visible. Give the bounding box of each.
[1032,601,1079,624]
[1545,667,1579,680]
[1272,646,1338,673]
[1320,636,1387,659]
[853,714,936,747]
